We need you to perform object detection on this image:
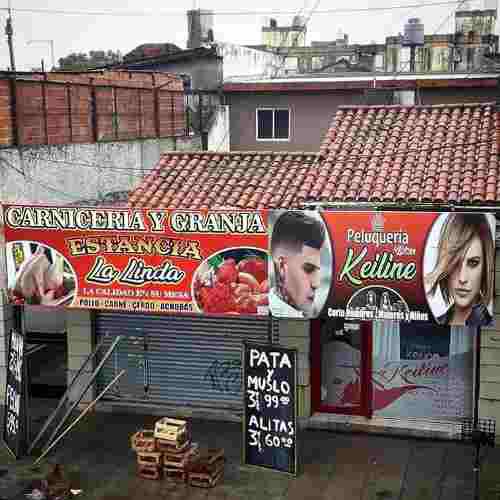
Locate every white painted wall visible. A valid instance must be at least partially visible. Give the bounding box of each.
[0,138,186,205]
[217,42,282,81]
[208,105,230,152]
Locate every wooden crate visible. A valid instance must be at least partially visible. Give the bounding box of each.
[156,435,190,453]
[188,464,224,489]
[131,430,156,452]
[154,417,187,442]
[137,451,163,467]
[163,443,199,469]
[137,463,162,480]
[188,456,225,476]
[191,448,225,468]
[163,466,187,484]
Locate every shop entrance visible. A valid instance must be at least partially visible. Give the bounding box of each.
[311,319,372,417]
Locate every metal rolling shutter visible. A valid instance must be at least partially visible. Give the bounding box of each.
[95,312,273,410]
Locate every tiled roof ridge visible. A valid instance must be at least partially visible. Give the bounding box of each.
[337,102,497,110]
[158,150,320,156]
[130,150,323,210]
[316,101,499,204]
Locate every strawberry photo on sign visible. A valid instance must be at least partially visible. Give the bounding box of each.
[192,248,268,315]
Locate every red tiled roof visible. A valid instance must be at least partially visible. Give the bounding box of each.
[130,102,500,208]
[129,152,320,210]
[318,103,499,204]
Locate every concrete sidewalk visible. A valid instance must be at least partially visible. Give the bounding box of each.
[1,405,500,500]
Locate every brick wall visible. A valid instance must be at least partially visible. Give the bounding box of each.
[46,70,182,90]
[0,74,186,147]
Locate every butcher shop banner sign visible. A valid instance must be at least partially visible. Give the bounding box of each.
[268,210,495,327]
[1,205,269,316]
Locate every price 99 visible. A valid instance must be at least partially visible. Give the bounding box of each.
[264,394,279,408]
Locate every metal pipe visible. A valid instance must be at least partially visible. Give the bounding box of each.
[28,337,107,454]
[34,369,125,465]
[6,0,16,73]
[41,336,122,453]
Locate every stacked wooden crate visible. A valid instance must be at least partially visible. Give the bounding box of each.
[187,448,225,488]
[154,417,200,483]
[130,429,163,480]
[130,418,224,487]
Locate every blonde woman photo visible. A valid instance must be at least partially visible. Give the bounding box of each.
[424,213,495,327]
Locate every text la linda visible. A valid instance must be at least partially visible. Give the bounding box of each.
[85,256,185,286]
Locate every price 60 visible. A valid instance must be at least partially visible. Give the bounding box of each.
[264,434,282,447]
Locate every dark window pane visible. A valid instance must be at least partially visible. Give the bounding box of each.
[400,322,450,360]
[275,109,289,139]
[257,110,273,139]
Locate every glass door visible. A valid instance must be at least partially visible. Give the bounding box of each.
[312,319,372,417]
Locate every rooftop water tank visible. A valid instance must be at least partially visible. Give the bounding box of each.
[402,18,424,46]
[292,15,306,28]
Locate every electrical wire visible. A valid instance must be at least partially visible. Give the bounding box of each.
[272,0,322,78]
[390,0,469,75]
[23,136,500,175]
[21,154,152,175]
[0,157,82,200]
[4,134,497,206]
[0,2,466,18]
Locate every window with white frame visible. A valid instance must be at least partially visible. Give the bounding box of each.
[256,108,290,141]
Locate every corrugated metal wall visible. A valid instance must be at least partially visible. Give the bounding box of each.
[95,312,272,410]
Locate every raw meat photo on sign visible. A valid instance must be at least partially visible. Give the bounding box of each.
[6,241,77,307]
[268,210,332,319]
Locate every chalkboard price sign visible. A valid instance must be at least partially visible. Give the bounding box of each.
[242,342,297,475]
[2,329,26,459]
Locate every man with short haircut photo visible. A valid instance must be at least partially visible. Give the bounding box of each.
[269,211,325,318]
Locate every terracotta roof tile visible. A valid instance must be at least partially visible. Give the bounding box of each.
[313,102,499,205]
[129,151,322,209]
[130,103,499,208]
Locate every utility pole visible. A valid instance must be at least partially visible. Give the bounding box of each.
[5,0,16,72]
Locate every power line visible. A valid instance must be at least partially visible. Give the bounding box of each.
[0,158,82,200]
[0,2,466,18]
[26,136,500,174]
[272,0,322,78]
[23,155,151,175]
[391,0,468,75]
[3,134,496,205]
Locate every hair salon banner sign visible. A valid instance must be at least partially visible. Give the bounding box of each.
[268,210,496,327]
[1,205,269,316]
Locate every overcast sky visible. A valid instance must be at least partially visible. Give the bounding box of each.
[0,0,491,71]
